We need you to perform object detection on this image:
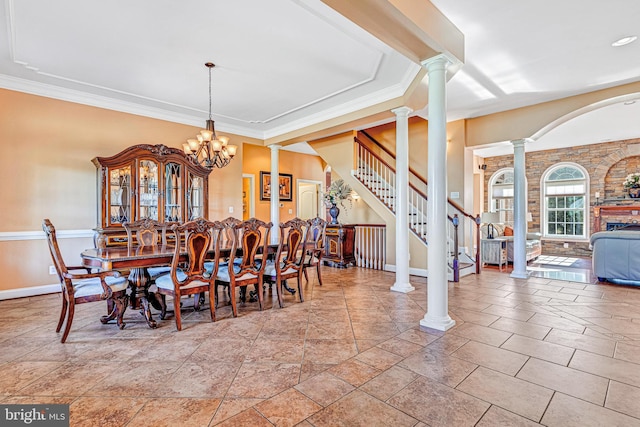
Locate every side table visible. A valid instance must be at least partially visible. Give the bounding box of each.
[480,237,508,271]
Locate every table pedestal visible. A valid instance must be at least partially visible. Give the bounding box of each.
[128,267,158,328]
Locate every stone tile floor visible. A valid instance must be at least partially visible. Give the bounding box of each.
[1,265,640,426]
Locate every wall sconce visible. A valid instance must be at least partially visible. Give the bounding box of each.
[351,191,360,201]
[478,164,487,170]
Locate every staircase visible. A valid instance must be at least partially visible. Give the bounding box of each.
[353,131,480,281]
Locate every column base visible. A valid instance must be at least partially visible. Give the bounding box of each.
[510,270,530,279]
[390,283,415,293]
[420,313,456,331]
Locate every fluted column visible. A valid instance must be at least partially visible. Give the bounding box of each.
[270,145,281,244]
[391,106,415,293]
[420,55,455,331]
[510,138,529,279]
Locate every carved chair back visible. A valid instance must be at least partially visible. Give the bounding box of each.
[306,217,327,262]
[274,217,310,274]
[42,219,69,284]
[169,218,222,289]
[123,218,167,249]
[231,218,272,277]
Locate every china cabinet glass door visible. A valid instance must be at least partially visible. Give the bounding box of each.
[188,173,204,220]
[138,160,159,220]
[164,162,182,222]
[108,165,131,225]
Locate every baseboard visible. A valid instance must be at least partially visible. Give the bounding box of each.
[384,264,428,277]
[0,284,60,300]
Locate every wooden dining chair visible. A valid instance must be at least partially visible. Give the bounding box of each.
[215,217,272,317]
[43,219,129,343]
[302,217,327,286]
[123,218,171,280]
[154,218,223,330]
[264,217,310,307]
[208,217,241,306]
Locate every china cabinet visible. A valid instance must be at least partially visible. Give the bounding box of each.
[92,144,211,248]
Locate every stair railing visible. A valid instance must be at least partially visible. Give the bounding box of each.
[353,224,386,270]
[354,130,481,277]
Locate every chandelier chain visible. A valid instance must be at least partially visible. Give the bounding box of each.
[208,65,212,121]
[182,61,237,170]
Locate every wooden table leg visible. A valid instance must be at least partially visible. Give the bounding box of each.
[128,267,157,328]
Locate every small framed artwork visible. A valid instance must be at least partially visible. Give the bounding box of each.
[260,171,293,201]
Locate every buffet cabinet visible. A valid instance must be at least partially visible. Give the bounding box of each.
[92,144,211,248]
[324,224,356,268]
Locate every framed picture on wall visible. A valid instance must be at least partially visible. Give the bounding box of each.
[260,171,293,201]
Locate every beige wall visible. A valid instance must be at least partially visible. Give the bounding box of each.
[0,89,248,293]
[358,117,471,214]
[466,81,640,147]
[242,144,325,222]
[309,131,428,270]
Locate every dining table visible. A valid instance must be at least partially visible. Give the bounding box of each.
[80,243,298,328]
[81,244,180,328]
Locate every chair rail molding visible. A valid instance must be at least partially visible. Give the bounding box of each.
[0,229,94,241]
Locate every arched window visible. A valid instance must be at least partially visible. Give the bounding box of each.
[542,163,588,239]
[489,168,514,225]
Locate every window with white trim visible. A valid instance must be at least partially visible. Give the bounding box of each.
[488,168,514,225]
[542,164,588,239]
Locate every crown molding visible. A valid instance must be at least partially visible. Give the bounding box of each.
[0,68,421,143]
[263,64,422,139]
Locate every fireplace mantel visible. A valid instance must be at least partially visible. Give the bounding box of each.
[593,204,640,232]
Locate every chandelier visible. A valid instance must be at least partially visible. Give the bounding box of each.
[183,62,237,169]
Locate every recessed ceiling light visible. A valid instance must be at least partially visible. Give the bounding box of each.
[612,35,637,47]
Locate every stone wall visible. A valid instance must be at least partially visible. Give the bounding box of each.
[483,138,640,257]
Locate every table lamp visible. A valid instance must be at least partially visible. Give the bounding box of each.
[481,212,500,239]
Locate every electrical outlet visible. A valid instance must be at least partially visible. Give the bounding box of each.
[228,206,234,213]
[288,209,293,214]
[563,242,569,248]
[49,265,56,275]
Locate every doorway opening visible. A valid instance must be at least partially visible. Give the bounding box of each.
[242,174,255,220]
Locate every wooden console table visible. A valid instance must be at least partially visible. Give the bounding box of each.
[324,224,356,268]
[593,205,640,232]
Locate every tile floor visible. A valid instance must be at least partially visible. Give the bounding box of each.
[486,255,599,284]
[1,265,640,426]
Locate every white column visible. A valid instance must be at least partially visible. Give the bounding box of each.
[420,55,455,331]
[270,145,281,244]
[391,106,415,293]
[510,138,529,279]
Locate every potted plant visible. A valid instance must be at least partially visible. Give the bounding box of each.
[623,173,640,198]
[322,179,352,224]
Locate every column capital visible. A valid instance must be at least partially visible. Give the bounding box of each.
[420,53,455,70]
[269,144,282,151]
[511,138,533,147]
[391,106,413,117]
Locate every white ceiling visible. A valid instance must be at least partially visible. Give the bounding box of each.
[1,0,640,155]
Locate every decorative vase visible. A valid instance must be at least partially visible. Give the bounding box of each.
[629,187,640,198]
[328,203,340,224]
